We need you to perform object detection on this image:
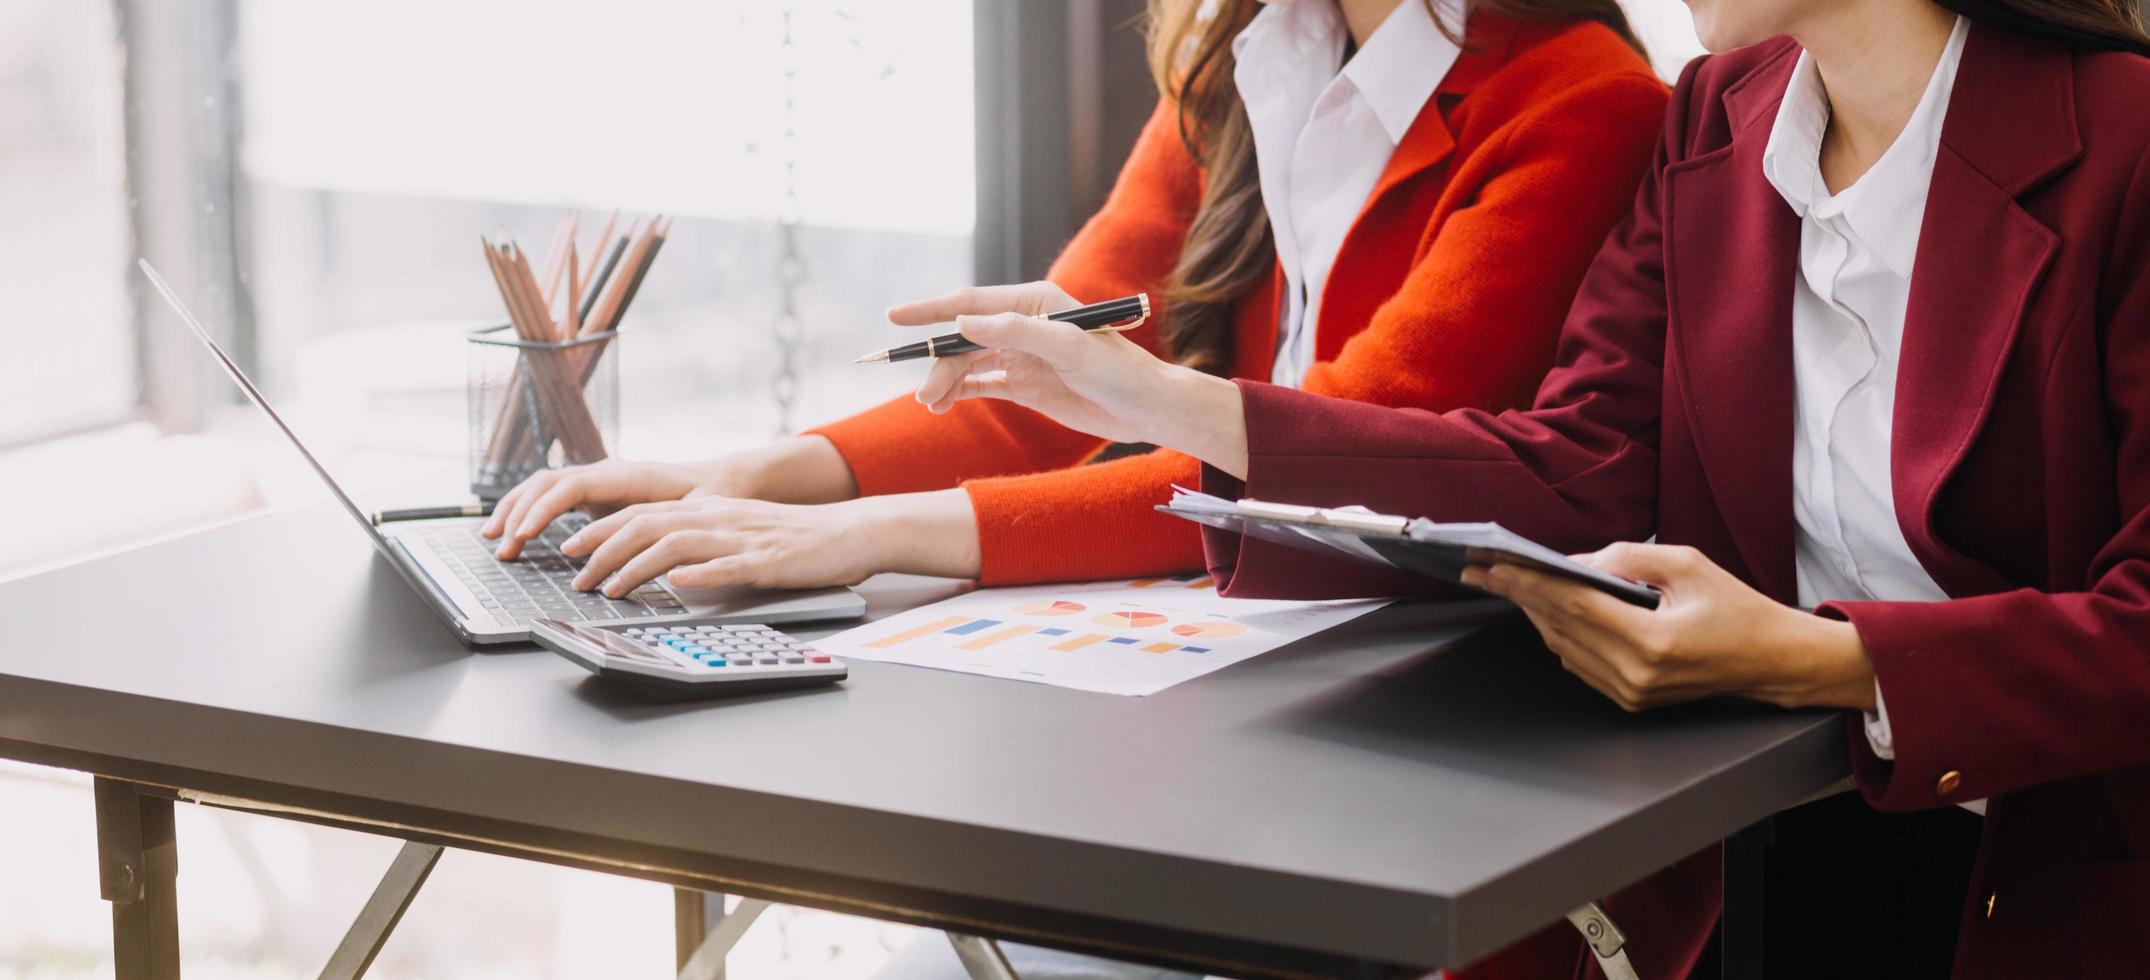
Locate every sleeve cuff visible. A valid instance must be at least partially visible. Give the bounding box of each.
[1862,681,1896,760]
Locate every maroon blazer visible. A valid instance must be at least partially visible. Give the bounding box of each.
[1200,24,2150,980]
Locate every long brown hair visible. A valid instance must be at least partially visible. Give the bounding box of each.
[1937,0,2150,55]
[1144,0,1642,374]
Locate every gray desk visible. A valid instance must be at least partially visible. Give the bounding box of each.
[0,506,1849,978]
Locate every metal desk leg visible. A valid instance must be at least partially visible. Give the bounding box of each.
[1566,903,1640,980]
[677,896,769,980]
[1720,818,1772,980]
[675,891,719,975]
[317,841,444,980]
[94,778,181,980]
[947,933,1021,980]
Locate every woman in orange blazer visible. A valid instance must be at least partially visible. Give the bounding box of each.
[483,0,1666,602]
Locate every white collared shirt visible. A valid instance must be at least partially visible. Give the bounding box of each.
[1761,16,1967,762]
[1232,0,1463,388]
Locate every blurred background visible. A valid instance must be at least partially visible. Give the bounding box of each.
[0,1,1702,976]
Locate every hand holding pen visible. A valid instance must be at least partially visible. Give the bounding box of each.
[859,288,1149,363]
[881,281,1199,451]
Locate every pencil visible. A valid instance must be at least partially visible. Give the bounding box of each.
[603,215,668,334]
[581,209,620,295]
[538,214,577,308]
[584,218,658,336]
[577,235,630,325]
[371,503,493,525]
[566,241,581,338]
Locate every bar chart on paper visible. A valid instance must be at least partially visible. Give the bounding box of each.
[818,572,1389,695]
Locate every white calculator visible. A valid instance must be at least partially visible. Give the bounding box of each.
[530,619,847,701]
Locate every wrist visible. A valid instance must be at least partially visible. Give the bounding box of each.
[844,489,981,580]
[710,435,858,503]
[1756,610,1876,710]
[1150,368,1250,479]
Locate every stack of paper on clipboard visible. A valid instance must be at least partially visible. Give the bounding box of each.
[1159,488,1661,607]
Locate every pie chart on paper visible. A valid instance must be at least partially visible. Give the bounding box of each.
[1093,610,1168,629]
[1015,600,1088,617]
[1172,621,1246,639]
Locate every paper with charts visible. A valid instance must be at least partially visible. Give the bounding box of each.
[817,573,1390,696]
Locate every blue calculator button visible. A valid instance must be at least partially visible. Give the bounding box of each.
[702,658,728,667]
[683,645,710,656]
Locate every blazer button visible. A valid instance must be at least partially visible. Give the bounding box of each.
[1937,770,1963,795]
[1985,891,1997,918]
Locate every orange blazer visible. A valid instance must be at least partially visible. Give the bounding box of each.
[810,13,1667,585]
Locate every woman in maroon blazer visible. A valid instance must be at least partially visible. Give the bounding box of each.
[901,0,2150,974]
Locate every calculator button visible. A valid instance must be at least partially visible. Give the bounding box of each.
[779,653,806,664]
[807,654,832,663]
[682,645,710,656]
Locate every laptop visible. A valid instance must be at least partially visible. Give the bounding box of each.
[140,259,867,646]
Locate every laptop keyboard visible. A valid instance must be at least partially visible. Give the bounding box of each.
[415,514,686,624]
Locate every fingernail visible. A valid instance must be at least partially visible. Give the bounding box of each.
[561,533,583,552]
[1459,567,1484,587]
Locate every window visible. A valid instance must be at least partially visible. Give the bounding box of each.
[234,0,975,439]
[0,0,136,447]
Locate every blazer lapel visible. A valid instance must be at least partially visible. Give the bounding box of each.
[1354,11,1522,215]
[1893,25,2076,595]
[1665,51,1803,603]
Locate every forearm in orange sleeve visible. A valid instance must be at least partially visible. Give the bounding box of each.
[807,394,1106,497]
[962,448,1207,585]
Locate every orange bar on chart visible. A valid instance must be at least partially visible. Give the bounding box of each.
[957,623,1038,650]
[866,615,971,650]
[1143,642,1178,653]
[1128,577,1171,588]
[1051,633,1108,651]
[1182,576,1214,589]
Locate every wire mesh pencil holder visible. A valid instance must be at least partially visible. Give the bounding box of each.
[467,324,619,501]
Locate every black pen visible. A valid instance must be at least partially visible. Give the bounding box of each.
[854,293,1149,364]
[370,503,494,526]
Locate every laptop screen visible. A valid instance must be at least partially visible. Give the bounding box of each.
[137,258,404,564]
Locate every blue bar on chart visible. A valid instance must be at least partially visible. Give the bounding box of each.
[944,619,1002,635]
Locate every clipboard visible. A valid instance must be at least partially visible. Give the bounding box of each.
[1159,488,1661,608]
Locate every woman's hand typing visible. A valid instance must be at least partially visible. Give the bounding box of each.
[479,435,857,559]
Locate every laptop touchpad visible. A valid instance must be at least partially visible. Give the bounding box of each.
[664,578,867,624]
